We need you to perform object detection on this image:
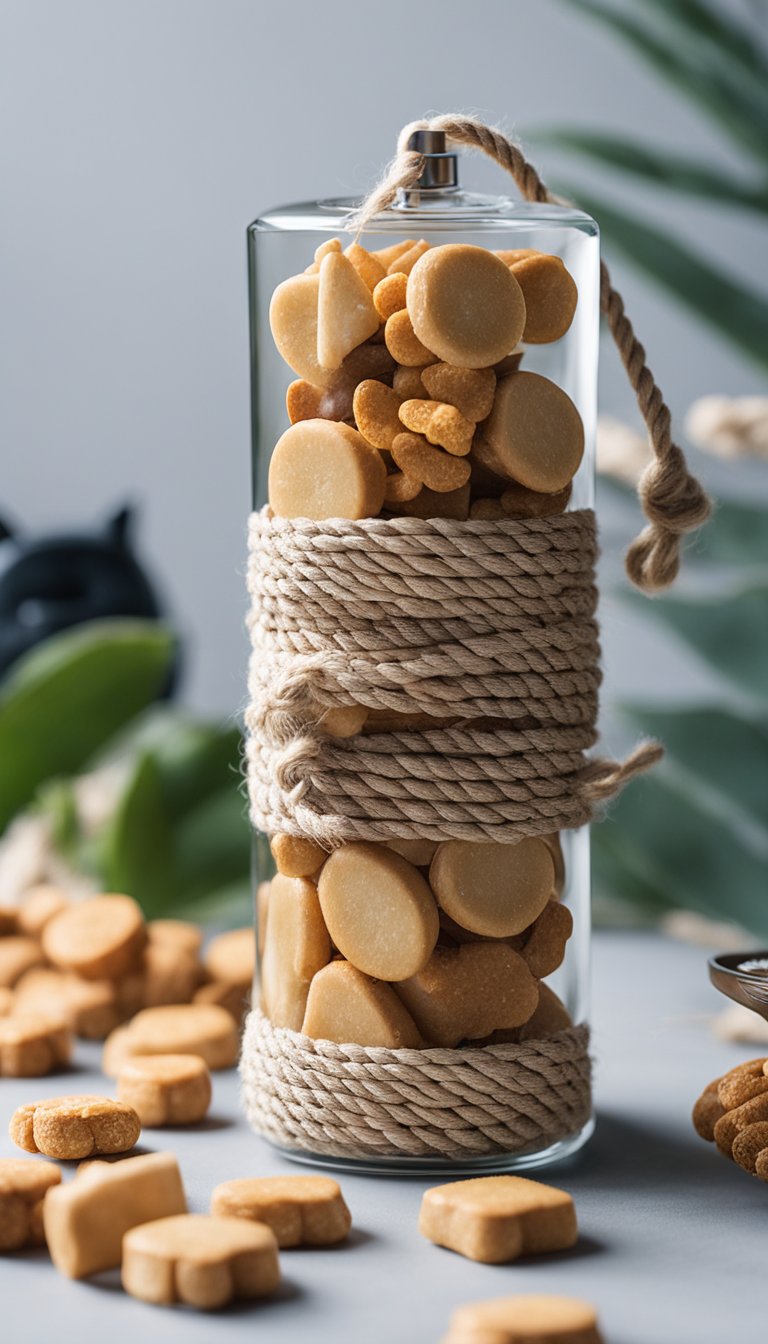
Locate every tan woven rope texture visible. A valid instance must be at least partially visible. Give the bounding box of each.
[241,1010,592,1161]
[246,508,661,849]
[349,113,711,593]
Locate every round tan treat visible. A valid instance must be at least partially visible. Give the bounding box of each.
[398,399,474,456]
[268,419,386,521]
[16,885,69,937]
[343,242,386,292]
[0,936,45,988]
[421,1176,578,1265]
[0,1157,61,1251]
[395,943,539,1048]
[718,1057,768,1109]
[445,1293,602,1343]
[394,482,471,520]
[713,1091,768,1158]
[301,960,421,1048]
[319,704,369,737]
[407,245,526,369]
[373,271,408,320]
[385,838,438,867]
[10,1095,140,1159]
[731,1121,768,1175]
[317,842,439,981]
[211,1175,351,1248]
[384,470,422,506]
[500,478,572,520]
[371,239,412,269]
[148,919,203,957]
[14,968,121,1040]
[421,363,496,423]
[0,1013,71,1076]
[385,309,436,366]
[102,1004,239,1076]
[269,272,334,387]
[509,252,578,344]
[271,833,327,879]
[122,1213,280,1309]
[429,839,554,939]
[117,1054,212,1127]
[42,893,146,981]
[118,941,202,1013]
[393,363,427,399]
[495,248,540,266]
[260,874,332,1031]
[194,980,250,1023]
[392,432,471,493]
[519,901,573,978]
[478,372,584,492]
[353,378,404,450]
[204,928,254,989]
[317,251,380,370]
[692,1078,726,1142]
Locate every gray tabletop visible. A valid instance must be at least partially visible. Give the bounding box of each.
[1,930,761,1344]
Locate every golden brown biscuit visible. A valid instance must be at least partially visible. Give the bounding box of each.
[389,238,430,276]
[147,919,203,957]
[500,479,572,520]
[718,1057,768,1109]
[16,885,69,938]
[117,1054,212,1126]
[443,1294,603,1343]
[755,1148,768,1182]
[0,1013,72,1076]
[395,944,539,1048]
[193,980,250,1023]
[117,941,202,1014]
[713,1092,768,1158]
[384,471,422,506]
[391,432,471,493]
[14,968,122,1040]
[211,1175,351,1248]
[385,309,436,366]
[344,242,386,291]
[384,838,438,867]
[398,399,474,456]
[370,239,412,269]
[392,364,427,399]
[732,1121,768,1175]
[407,245,526,369]
[692,1076,725,1142]
[518,900,573,978]
[429,839,554,938]
[317,842,439,981]
[373,272,408,320]
[302,960,422,1048]
[393,483,471,520]
[269,419,387,521]
[42,894,146,981]
[509,252,578,344]
[489,983,573,1044]
[10,1095,140,1159]
[420,1175,578,1263]
[204,929,254,990]
[421,363,496,423]
[353,379,404,450]
[102,1003,239,1076]
[470,498,505,520]
[122,1214,280,1309]
[43,1151,187,1278]
[478,372,584,492]
[271,833,327,879]
[0,936,45,988]
[0,1158,61,1252]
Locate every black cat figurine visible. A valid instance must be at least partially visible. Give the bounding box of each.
[0,505,180,692]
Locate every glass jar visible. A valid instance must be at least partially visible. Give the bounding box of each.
[245,152,598,1174]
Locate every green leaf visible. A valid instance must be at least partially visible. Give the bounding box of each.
[174,787,251,906]
[624,704,768,833]
[560,0,768,161]
[558,187,768,372]
[0,621,175,833]
[152,722,243,821]
[102,752,177,917]
[593,774,768,937]
[533,129,768,213]
[626,584,768,700]
[640,0,768,84]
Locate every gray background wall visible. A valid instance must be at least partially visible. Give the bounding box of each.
[3,0,766,724]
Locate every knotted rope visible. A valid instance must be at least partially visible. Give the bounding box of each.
[349,114,711,592]
[241,1011,592,1161]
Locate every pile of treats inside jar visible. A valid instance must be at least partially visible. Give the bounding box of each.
[260,834,573,1048]
[268,236,582,521]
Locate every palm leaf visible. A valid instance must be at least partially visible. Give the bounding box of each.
[640,0,768,84]
[102,752,177,917]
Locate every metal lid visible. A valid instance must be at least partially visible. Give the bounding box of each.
[400,129,459,198]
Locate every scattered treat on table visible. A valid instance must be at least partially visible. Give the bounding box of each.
[317,842,439,981]
[10,1095,141,1159]
[507,251,578,344]
[116,1054,212,1126]
[442,1293,603,1344]
[0,936,45,988]
[301,960,422,1048]
[42,893,146,981]
[14,969,121,1040]
[203,928,255,991]
[268,419,387,520]
[211,1175,351,1248]
[394,944,539,1048]
[147,919,204,957]
[271,833,327,879]
[117,940,202,1013]
[0,1013,72,1077]
[260,874,331,1031]
[43,1151,187,1278]
[15,885,69,938]
[419,1174,578,1263]
[121,1213,280,1309]
[406,245,526,368]
[193,979,250,1023]
[0,1158,61,1252]
[102,1003,239,1075]
[477,371,584,492]
[429,838,554,938]
[694,1057,768,1178]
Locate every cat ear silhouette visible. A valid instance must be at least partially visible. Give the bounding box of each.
[0,514,17,543]
[105,504,134,550]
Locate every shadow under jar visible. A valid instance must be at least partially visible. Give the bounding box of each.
[245,147,597,1174]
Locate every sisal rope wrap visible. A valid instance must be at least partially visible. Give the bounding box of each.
[241,1010,592,1161]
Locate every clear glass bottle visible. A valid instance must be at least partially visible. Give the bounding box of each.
[246,140,598,1173]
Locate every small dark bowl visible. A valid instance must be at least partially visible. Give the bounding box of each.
[709,951,768,1020]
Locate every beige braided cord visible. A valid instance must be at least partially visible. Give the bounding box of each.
[349,114,712,593]
[241,1011,592,1160]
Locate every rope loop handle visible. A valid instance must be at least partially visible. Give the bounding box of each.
[347,114,711,593]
